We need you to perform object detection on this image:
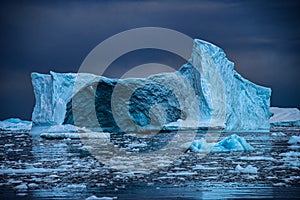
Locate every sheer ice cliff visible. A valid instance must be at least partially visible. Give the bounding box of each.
[31,39,271,131]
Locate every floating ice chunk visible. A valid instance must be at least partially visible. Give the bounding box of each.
[270,107,300,127]
[0,118,32,131]
[279,151,300,157]
[0,167,66,174]
[86,196,116,200]
[40,132,80,139]
[213,134,254,152]
[288,135,300,144]
[38,124,109,139]
[67,184,86,189]
[166,171,197,176]
[192,165,219,170]
[189,134,254,152]
[14,184,28,190]
[127,142,147,148]
[239,156,275,161]
[235,164,258,174]
[45,124,81,133]
[28,183,39,189]
[39,124,82,139]
[40,131,110,140]
[271,132,286,137]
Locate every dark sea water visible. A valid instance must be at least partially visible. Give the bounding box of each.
[0,127,300,199]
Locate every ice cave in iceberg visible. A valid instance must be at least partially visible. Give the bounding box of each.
[31,39,271,131]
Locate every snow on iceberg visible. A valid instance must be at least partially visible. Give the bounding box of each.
[31,39,271,131]
[189,134,254,152]
[0,118,32,131]
[270,107,300,127]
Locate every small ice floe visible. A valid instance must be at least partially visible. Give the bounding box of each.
[14,184,28,191]
[27,183,39,189]
[271,132,286,137]
[45,124,81,133]
[127,142,147,148]
[239,156,275,161]
[288,135,300,144]
[67,184,86,189]
[0,118,32,131]
[235,164,258,174]
[279,151,300,157]
[166,171,197,176]
[0,167,65,174]
[189,134,254,152]
[39,124,110,140]
[86,195,117,200]
[192,165,219,170]
[40,132,80,139]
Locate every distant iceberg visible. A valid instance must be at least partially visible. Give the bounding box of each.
[0,118,32,131]
[270,107,300,127]
[189,134,254,152]
[31,39,271,131]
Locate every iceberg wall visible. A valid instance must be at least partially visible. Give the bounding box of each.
[31,39,271,131]
[31,72,100,125]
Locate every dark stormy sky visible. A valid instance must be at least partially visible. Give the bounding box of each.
[0,0,299,120]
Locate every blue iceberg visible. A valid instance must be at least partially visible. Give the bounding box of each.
[189,134,254,152]
[31,39,271,131]
[0,118,32,131]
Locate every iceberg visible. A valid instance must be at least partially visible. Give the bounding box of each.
[31,39,271,131]
[189,134,254,152]
[288,135,300,145]
[0,118,32,131]
[269,107,300,127]
[235,164,258,174]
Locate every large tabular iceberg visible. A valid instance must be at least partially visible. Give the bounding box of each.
[269,107,300,127]
[31,39,271,131]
